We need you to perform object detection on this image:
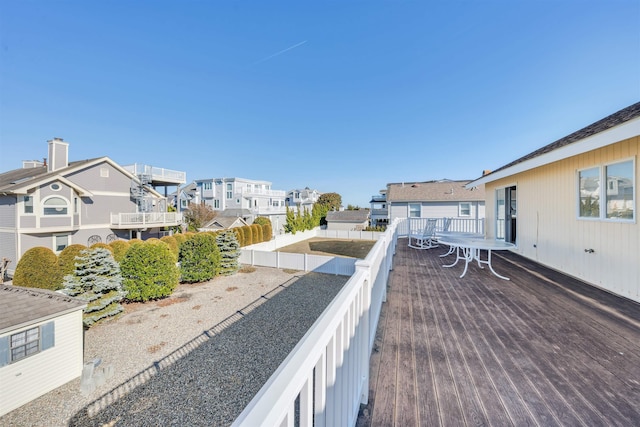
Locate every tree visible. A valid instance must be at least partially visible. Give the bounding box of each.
[317,192,342,211]
[183,202,216,231]
[347,204,361,210]
[61,247,127,327]
[216,230,240,275]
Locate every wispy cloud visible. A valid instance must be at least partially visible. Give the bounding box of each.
[252,40,308,66]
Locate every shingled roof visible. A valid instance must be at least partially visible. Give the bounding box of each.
[0,285,86,334]
[386,180,485,203]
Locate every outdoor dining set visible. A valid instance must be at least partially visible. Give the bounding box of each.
[408,218,515,280]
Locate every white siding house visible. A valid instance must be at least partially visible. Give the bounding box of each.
[468,102,640,303]
[0,285,86,416]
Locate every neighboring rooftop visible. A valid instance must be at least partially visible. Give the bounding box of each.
[0,285,86,334]
[326,209,370,223]
[386,180,485,203]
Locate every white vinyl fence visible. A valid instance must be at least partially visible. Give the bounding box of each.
[232,219,399,427]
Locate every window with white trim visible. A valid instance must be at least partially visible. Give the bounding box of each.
[578,159,634,221]
[409,203,421,218]
[226,183,232,199]
[43,196,69,215]
[54,234,70,252]
[459,202,471,216]
[203,182,212,190]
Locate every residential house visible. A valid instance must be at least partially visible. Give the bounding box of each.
[468,102,639,303]
[168,182,199,213]
[369,189,388,228]
[0,285,86,416]
[199,216,249,232]
[326,209,370,231]
[194,177,287,235]
[0,138,183,276]
[285,187,322,212]
[386,179,485,232]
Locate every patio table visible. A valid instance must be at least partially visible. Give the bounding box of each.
[437,236,516,280]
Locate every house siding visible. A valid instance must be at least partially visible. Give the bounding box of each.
[389,201,484,220]
[484,137,639,302]
[0,310,84,416]
[67,161,132,192]
[0,197,16,228]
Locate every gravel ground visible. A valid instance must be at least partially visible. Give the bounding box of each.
[0,267,349,427]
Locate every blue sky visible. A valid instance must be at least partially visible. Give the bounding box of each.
[1,0,639,207]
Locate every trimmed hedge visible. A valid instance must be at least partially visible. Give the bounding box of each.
[179,232,221,283]
[120,241,179,302]
[13,247,62,290]
[242,225,253,246]
[109,240,130,263]
[90,242,114,253]
[160,235,179,261]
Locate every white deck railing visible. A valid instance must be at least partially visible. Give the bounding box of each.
[232,219,398,426]
[110,212,183,227]
[122,164,187,184]
[401,216,485,236]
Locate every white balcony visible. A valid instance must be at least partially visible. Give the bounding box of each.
[110,212,183,229]
[123,164,187,185]
[239,188,286,197]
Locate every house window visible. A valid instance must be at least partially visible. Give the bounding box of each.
[226,183,232,199]
[578,159,634,221]
[24,195,34,214]
[214,199,220,209]
[54,234,70,252]
[74,197,79,214]
[50,183,61,191]
[459,202,471,216]
[409,203,421,218]
[203,182,212,190]
[181,199,188,209]
[10,327,40,362]
[606,160,634,219]
[43,196,69,215]
[0,322,55,366]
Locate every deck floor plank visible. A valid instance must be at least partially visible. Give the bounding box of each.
[359,243,640,427]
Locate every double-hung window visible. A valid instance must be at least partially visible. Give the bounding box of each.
[23,195,34,214]
[409,203,421,218]
[578,159,635,221]
[459,202,471,216]
[0,322,55,366]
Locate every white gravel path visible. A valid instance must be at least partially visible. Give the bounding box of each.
[0,267,349,427]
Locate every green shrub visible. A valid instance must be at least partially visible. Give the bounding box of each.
[233,227,244,247]
[120,241,179,302]
[251,224,262,243]
[90,242,114,253]
[160,235,179,261]
[253,217,272,240]
[109,240,130,263]
[61,247,126,327]
[179,232,221,283]
[58,244,88,279]
[172,233,186,245]
[13,247,62,290]
[216,230,240,275]
[241,225,253,246]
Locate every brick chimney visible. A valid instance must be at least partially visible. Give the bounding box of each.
[48,138,69,172]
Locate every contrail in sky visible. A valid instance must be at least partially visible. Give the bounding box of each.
[252,40,308,65]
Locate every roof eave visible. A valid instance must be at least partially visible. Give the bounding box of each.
[467,116,640,188]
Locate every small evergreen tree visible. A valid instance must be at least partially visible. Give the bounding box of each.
[216,230,240,275]
[284,207,296,234]
[61,248,127,328]
[58,244,88,280]
[121,241,179,301]
[179,232,221,283]
[13,247,62,290]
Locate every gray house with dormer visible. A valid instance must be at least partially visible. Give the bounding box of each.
[0,138,183,276]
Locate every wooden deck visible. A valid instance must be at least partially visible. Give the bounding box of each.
[357,241,640,427]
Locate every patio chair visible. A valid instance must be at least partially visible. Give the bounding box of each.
[408,218,439,249]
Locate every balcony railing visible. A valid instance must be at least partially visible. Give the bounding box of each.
[110,212,183,228]
[232,219,399,426]
[123,164,187,185]
[239,188,287,197]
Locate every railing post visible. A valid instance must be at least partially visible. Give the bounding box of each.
[354,259,371,405]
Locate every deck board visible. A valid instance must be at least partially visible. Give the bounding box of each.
[357,242,640,427]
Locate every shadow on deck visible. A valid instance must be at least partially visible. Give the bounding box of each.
[358,241,640,426]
